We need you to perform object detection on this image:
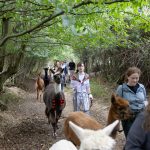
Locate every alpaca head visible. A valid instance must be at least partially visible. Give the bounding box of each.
[69,120,119,150]
[50,68,64,84]
[111,93,132,120]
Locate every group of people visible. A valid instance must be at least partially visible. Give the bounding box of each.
[50,60,93,115]
[70,64,150,149]
[49,60,150,149]
[50,60,76,91]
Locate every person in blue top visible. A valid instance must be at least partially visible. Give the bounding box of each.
[116,67,147,138]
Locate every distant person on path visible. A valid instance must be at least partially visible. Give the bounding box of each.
[60,61,68,91]
[116,66,147,138]
[50,61,65,91]
[70,62,93,115]
[68,60,76,80]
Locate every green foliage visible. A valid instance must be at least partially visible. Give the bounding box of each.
[1,0,149,56]
[0,0,150,75]
[90,78,110,99]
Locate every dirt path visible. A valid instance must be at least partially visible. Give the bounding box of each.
[0,85,125,150]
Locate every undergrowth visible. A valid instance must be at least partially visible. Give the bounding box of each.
[90,77,116,103]
[0,89,21,105]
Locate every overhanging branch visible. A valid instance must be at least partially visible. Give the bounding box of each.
[104,0,130,4]
[0,0,98,47]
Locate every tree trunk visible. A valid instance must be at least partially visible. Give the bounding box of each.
[0,18,9,72]
[0,45,25,92]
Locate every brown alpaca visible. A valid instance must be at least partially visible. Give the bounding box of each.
[64,111,102,146]
[64,93,132,146]
[35,73,44,102]
[107,93,132,138]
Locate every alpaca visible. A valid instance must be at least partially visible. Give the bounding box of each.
[35,73,44,102]
[64,111,102,146]
[43,69,66,137]
[64,93,132,145]
[107,93,132,138]
[69,120,119,150]
[49,139,77,150]
[49,120,119,150]
[43,67,50,88]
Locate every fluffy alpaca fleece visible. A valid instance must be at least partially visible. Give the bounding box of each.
[79,130,116,150]
[49,139,77,150]
[54,82,61,93]
[64,111,102,146]
[50,120,118,150]
[69,120,119,150]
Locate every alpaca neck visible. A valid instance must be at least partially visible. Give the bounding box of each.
[37,77,41,85]
[45,71,48,78]
[54,83,61,93]
[107,106,119,139]
[107,106,118,124]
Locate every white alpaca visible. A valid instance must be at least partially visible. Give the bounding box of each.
[49,139,77,150]
[49,120,119,150]
[69,120,119,150]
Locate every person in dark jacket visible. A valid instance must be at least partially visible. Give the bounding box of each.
[68,60,76,79]
[125,101,150,150]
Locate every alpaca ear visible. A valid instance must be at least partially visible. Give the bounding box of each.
[102,120,119,135]
[111,93,117,104]
[61,68,64,73]
[69,121,85,141]
[50,68,55,74]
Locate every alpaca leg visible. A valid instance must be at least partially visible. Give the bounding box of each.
[52,123,57,137]
[40,94,41,102]
[37,89,39,100]
[55,110,62,129]
[55,118,59,129]
[48,111,57,137]
[39,91,42,102]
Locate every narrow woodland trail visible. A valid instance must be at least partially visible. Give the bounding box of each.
[0,83,125,150]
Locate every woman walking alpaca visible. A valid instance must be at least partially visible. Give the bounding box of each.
[116,67,147,138]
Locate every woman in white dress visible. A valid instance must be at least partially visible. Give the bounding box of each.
[71,62,93,115]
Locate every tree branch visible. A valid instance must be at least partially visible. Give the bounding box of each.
[0,0,134,47]
[104,0,130,4]
[0,0,99,47]
[123,11,150,23]
[0,11,64,46]
[69,10,105,16]
[25,0,52,7]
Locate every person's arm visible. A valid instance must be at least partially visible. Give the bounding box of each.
[85,79,93,100]
[116,85,123,97]
[125,113,146,150]
[142,85,148,107]
[70,76,78,90]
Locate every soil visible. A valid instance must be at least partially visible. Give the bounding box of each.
[0,81,125,150]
